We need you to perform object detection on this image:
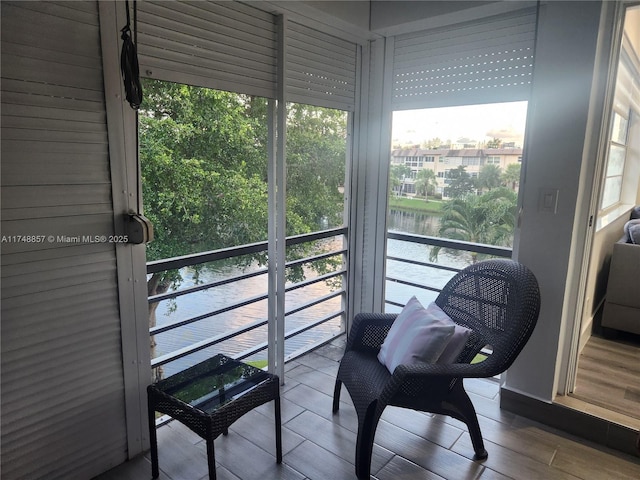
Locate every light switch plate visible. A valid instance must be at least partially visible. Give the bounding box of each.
[538,188,559,213]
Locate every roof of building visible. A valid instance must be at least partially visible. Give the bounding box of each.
[391,148,523,157]
[482,148,524,155]
[446,149,484,157]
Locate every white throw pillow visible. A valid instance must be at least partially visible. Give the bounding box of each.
[378,296,455,374]
[437,324,473,363]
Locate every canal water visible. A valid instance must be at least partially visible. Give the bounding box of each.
[154,210,469,376]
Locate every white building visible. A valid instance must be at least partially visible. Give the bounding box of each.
[391,148,522,196]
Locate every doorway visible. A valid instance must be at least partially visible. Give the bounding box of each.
[563,3,640,429]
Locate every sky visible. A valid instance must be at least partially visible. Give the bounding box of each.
[392,101,529,147]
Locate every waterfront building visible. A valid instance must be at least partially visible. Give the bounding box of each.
[391,148,523,197]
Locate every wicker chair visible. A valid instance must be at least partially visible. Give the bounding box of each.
[332,259,541,479]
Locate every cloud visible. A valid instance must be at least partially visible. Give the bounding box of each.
[485,127,524,142]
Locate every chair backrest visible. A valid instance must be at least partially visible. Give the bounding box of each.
[435,259,540,372]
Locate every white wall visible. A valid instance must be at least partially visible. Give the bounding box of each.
[305,0,370,30]
[370,0,497,34]
[506,1,605,401]
[625,7,640,55]
[263,0,374,43]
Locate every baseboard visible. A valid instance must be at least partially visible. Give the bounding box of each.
[500,387,640,458]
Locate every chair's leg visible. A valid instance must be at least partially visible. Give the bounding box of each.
[354,405,382,480]
[206,437,217,480]
[449,383,488,460]
[332,378,342,413]
[147,396,159,479]
[274,396,283,463]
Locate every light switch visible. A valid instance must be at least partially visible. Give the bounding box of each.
[539,188,558,213]
[544,193,554,208]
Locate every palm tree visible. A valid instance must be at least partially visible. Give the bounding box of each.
[414,168,437,200]
[430,188,517,264]
[477,164,502,192]
[389,164,412,196]
[502,163,521,191]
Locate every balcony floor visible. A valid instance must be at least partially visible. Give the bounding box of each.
[95,336,640,480]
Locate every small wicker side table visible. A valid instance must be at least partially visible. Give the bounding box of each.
[147,354,282,480]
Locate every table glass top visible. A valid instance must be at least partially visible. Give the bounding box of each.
[152,354,270,413]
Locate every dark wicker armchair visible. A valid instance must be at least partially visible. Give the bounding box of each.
[332,259,541,479]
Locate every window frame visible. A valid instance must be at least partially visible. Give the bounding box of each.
[600,108,630,211]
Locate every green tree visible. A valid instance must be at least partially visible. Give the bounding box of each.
[430,188,518,264]
[141,81,270,271]
[284,104,348,285]
[502,163,522,190]
[286,104,348,233]
[389,164,412,196]
[142,90,264,259]
[445,165,475,198]
[140,80,349,378]
[421,137,443,149]
[477,164,502,192]
[142,82,349,274]
[486,137,503,148]
[141,81,271,379]
[414,168,437,200]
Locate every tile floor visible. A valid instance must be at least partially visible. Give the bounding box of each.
[95,337,640,480]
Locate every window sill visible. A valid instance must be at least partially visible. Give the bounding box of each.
[596,203,634,232]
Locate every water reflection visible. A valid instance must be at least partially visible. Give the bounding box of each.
[387,209,439,236]
[153,243,345,377]
[385,238,468,314]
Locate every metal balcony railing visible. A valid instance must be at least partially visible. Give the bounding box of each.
[147,227,348,376]
[147,228,512,377]
[385,231,512,309]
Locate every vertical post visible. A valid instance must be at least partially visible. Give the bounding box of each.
[344,42,363,330]
[267,99,277,374]
[343,111,354,332]
[275,14,287,383]
[98,0,152,456]
[354,38,393,315]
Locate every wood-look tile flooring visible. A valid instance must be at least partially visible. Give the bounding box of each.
[95,337,640,480]
[570,334,640,424]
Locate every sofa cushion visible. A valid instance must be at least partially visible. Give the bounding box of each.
[605,242,640,309]
[624,219,640,244]
[377,296,455,373]
[628,224,640,245]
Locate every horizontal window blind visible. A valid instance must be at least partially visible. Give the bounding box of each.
[286,21,358,111]
[137,0,277,98]
[392,7,538,110]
